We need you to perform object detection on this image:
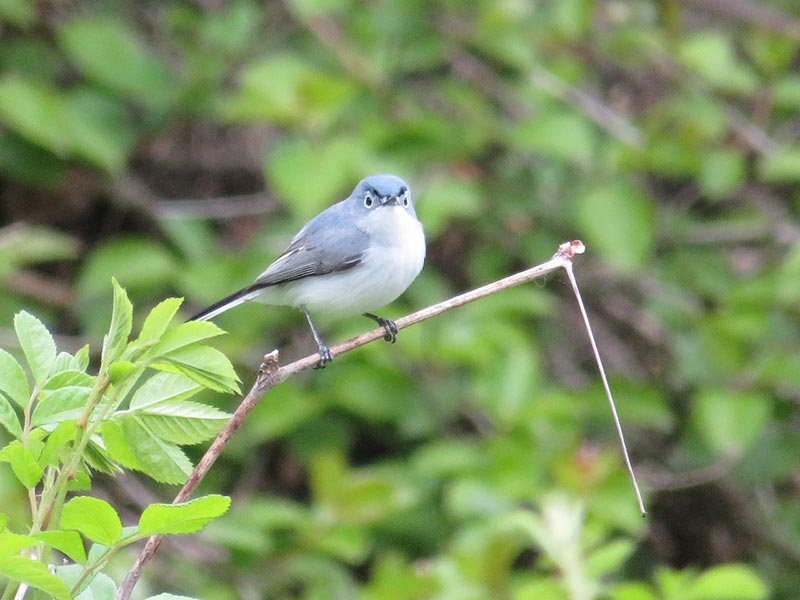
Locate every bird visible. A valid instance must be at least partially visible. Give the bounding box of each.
[190,174,426,368]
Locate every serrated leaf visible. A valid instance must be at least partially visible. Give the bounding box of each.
[31,385,91,426]
[0,440,44,489]
[0,348,30,407]
[14,311,56,387]
[83,438,123,476]
[151,345,239,394]
[101,419,140,471]
[129,372,203,410]
[140,400,229,445]
[75,345,90,371]
[115,415,193,484]
[102,278,133,367]
[0,554,71,600]
[33,530,88,564]
[136,297,184,347]
[0,395,22,439]
[140,494,231,535]
[61,496,122,546]
[43,369,94,391]
[39,420,77,467]
[52,351,79,376]
[149,321,227,358]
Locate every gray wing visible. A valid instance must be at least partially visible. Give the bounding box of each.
[255,204,368,286]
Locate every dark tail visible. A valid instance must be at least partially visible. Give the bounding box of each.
[189,283,265,321]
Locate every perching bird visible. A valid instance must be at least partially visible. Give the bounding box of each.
[191,174,426,367]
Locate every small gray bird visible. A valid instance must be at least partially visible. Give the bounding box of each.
[191,174,426,367]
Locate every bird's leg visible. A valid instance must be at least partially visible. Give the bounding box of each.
[363,313,398,343]
[302,307,333,368]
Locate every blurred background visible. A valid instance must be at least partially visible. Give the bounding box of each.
[1,0,800,598]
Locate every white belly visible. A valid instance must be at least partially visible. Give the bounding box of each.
[254,207,425,317]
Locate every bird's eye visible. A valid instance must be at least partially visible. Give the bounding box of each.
[401,191,410,207]
[364,192,374,208]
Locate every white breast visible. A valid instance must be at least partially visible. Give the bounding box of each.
[254,206,426,317]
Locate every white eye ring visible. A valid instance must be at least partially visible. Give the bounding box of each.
[364,192,374,208]
[401,191,410,207]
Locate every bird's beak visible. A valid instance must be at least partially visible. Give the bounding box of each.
[380,195,400,206]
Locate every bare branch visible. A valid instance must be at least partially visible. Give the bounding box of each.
[115,240,644,599]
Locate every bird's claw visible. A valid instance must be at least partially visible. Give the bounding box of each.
[378,318,398,343]
[314,345,333,369]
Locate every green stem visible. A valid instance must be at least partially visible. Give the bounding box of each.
[70,533,144,596]
[35,373,112,533]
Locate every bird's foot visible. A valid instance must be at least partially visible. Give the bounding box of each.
[314,344,333,369]
[363,313,398,343]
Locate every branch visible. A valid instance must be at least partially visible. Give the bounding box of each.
[115,240,642,600]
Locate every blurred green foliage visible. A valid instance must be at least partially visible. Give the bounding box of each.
[1,0,800,598]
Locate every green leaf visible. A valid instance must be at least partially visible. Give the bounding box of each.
[758,145,800,183]
[693,390,770,456]
[146,594,199,600]
[39,420,77,467]
[58,564,116,599]
[78,236,178,298]
[139,494,231,535]
[576,181,656,273]
[509,109,595,166]
[0,223,78,274]
[0,395,21,439]
[679,32,758,95]
[0,440,44,489]
[699,149,745,199]
[61,496,122,546]
[0,554,71,600]
[0,75,70,154]
[129,373,203,410]
[112,415,193,484]
[0,132,65,188]
[221,53,355,128]
[151,345,240,394]
[140,400,229,445]
[0,532,38,555]
[585,539,636,577]
[14,310,56,387]
[43,369,94,391]
[57,17,172,105]
[63,87,136,173]
[417,174,481,238]
[0,349,29,409]
[136,297,184,347]
[33,530,88,564]
[266,135,372,220]
[102,278,133,367]
[148,320,227,358]
[31,385,91,426]
[101,419,140,471]
[0,0,36,27]
[687,564,768,599]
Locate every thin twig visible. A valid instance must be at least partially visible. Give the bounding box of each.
[562,257,647,516]
[115,240,644,599]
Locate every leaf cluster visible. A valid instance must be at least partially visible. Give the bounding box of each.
[0,282,237,598]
